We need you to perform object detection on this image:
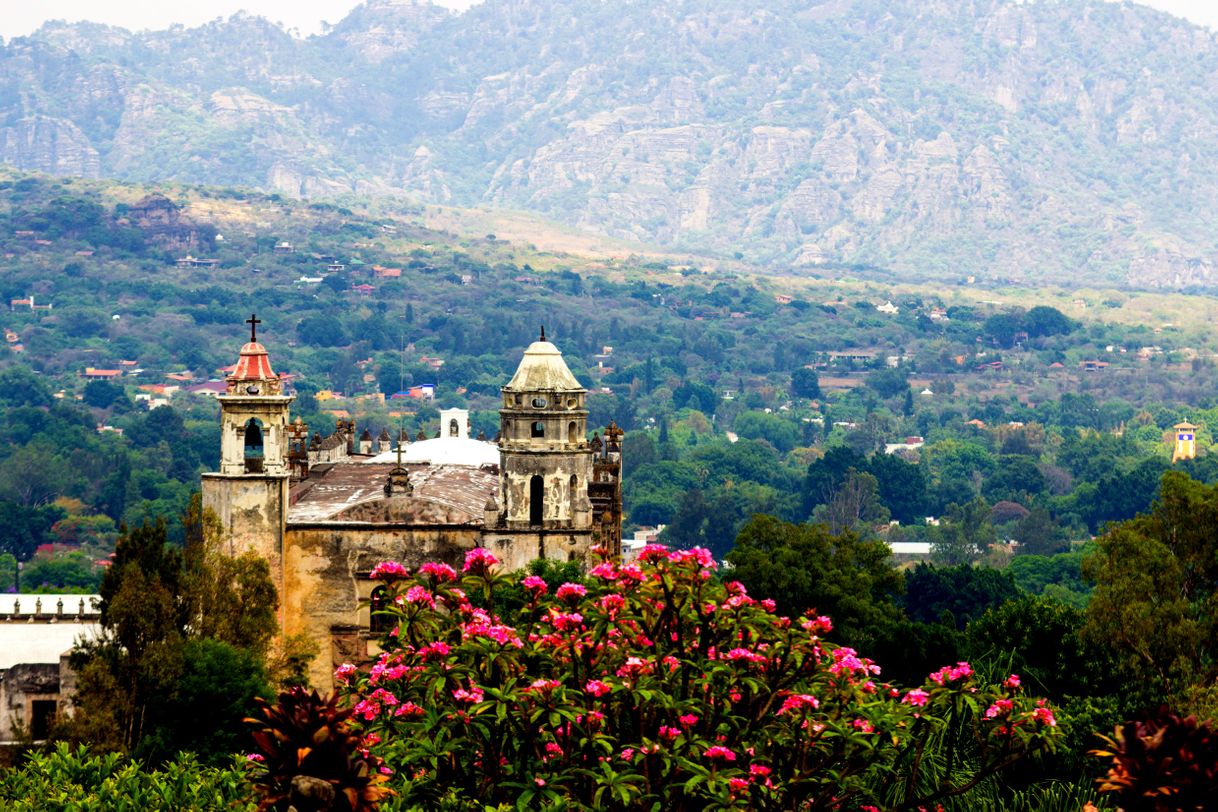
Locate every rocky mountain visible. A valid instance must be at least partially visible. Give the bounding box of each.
[4,0,1218,287]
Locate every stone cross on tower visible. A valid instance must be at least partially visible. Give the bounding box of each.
[247,313,261,343]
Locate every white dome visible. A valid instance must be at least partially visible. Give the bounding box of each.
[364,436,499,467]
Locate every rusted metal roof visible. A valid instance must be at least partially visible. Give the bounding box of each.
[288,462,498,525]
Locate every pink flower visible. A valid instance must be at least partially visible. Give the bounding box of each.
[760,598,777,612]
[404,585,436,608]
[728,777,749,792]
[724,647,767,664]
[749,764,770,778]
[777,694,820,715]
[1005,674,1022,689]
[585,679,612,697]
[550,611,584,632]
[333,662,358,685]
[394,702,424,718]
[246,753,265,762]
[462,547,499,573]
[418,562,457,582]
[852,718,875,733]
[615,656,653,679]
[985,699,1013,719]
[658,725,681,741]
[638,544,670,562]
[521,574,547,594]
[543,741,564,760]
[419,641,451,661]
[800,615,833,635]
[1033,700,1057,727]
[617,563,645,583]
[452,685,484,704]
[588,562,618,580]
[704,745,736,762]
[526,679,561,695]
[928,661,973,685]
[829,647,881,676]
[679,714,699,728]
[369,561,409,580]
[902,689,930,707]
[619,748,636,761]
[597,593,626,615]
[556,582,588,602]
[534,777,546,787]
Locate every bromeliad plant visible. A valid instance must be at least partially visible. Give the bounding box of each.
[246,687,392,812]
[342,546,1060,810]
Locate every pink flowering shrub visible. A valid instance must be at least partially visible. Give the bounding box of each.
[342,546,1059,810]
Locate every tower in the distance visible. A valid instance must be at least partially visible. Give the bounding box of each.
[201,315,293,603]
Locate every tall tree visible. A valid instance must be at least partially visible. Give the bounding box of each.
[1083,471,1218,701]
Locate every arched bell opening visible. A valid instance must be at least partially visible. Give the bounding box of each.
[243,418,265,473]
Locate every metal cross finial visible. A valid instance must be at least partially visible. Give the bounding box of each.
[247,313,261,343]
[540,324,546,341]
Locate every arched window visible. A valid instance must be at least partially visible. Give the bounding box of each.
[568,421,578,443]
[531,421,545,438]
[369,585,393,634]
[243,418,264,473]
[529,475,544,526]
[569,474,578,496]
[532,396,548,408]
[449,419,459,437]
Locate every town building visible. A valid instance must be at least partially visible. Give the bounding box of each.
[201,320,623,689]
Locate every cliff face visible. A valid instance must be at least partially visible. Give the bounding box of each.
[4,0,1218,287]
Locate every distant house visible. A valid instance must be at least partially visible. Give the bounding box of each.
[83,368,122,380]
[391,384,436,401]
[774,294,793,305]
[1079,360,1109,372]
[372,265,402,279]
[174,256,219,268]
[875,301,899,314]
[419,356,445,371]
[10,295,52,311]
[184,381,227,398]
[351,284,375,296]
[326,263,346,273]
[826,350,879,365]
[274,241,294,252]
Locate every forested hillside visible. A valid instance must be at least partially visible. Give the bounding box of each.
[4,0,1218,286]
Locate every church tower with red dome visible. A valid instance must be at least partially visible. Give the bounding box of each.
[201,315,293,610]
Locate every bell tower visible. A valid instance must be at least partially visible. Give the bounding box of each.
[493,328,593,539]
[201,315,293,602]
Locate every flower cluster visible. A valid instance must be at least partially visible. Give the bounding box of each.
[340,545,1061,809]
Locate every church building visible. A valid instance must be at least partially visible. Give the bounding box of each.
[201,321,622,689]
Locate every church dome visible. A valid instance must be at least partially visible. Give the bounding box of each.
[231,342,277,381]
[504,338,583,392]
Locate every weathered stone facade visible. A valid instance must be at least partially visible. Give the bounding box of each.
[201,329,622,690]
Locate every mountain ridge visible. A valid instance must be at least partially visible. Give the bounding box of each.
[3,0,1218,288]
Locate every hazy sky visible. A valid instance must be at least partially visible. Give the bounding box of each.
[2,0,1217,41]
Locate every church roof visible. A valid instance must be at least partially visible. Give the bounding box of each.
[288,462,498,525]
[504,339,583,392]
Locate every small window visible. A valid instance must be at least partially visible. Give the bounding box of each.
[531,421,545,438]
[567,397,577,408]
[530,475,544,526]
[370,586,393,634]
[568,421,578,443]
[532,396,548,408]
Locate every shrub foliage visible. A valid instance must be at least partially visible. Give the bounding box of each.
[338,546,1061,810]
